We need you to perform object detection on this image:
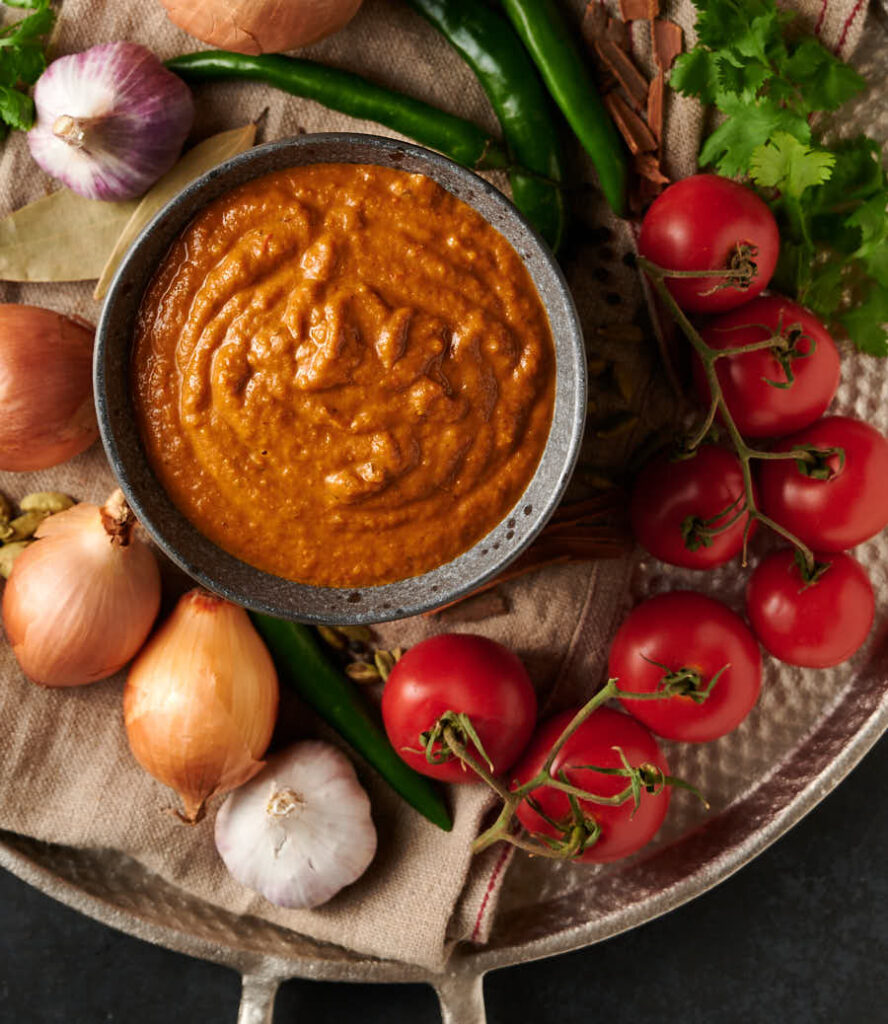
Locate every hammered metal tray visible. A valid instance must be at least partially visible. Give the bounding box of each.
[3,12,888,1024]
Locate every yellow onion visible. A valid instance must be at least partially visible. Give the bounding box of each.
[124,589,279,823]
[0,304,97,471]
[159,0,364,54]
[2,491,161,686]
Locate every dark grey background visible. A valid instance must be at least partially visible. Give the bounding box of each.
[2,733,886,1023]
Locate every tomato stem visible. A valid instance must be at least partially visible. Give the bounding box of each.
[470,679,705,859]
[439,723,513,803]
[636,255,820,574]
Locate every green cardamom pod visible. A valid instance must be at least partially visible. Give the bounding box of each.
[19,491,74,514]
[345,661,381,684]
[317,625,347,651]
[338,625,373,643]
[7,510,49,542]
[373,650,396,681]
[0,541,30,579]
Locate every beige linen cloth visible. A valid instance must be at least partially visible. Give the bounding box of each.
[0,0,868,971]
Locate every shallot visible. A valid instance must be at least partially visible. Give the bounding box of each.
[2,491,161,686]
[28,42,194,200]
[215,741,377,908]
[124,589,279,823]
[0,304,97,471]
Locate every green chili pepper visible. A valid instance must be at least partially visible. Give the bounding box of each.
[166,51,508,173]
[500,0,628,217]
[405,0,566,251]
[250,613,453,832]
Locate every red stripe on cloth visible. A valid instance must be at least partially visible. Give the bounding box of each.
[814,0,830,37]
[836,0,866,55]
[471,845,512,942]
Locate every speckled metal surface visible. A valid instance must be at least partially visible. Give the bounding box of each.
[93,133,587,626]
[3,17,888,1024]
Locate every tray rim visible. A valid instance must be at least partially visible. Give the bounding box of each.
[3,632,887,990]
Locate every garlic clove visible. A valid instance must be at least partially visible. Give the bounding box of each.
[215,741,377,909]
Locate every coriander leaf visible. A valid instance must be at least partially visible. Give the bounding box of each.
[811,136,884,210]
[0,0,54,134]
[783,37,866,112]
[12,40,46,84]
[810,212,862,256]
[771,239,808,297]
[670,49,719,104]
[0,5,54,45]
[714,55,770,100]
[847,194,888,255]
[841,283,888,357]
[694,0,778,52]
[800,263,844,321]
[863,246,888,290]
[732,11,785,61]
[847,193,888,288]
[699,96,810,178]
[0,39,45,86]
[681,0,888,357]
[749,132,835,198]
[0,82,33,130]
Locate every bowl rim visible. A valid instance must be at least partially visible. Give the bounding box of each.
[94,132,586,624]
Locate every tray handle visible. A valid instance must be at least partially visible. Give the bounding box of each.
[237,973,282,1024]
[433,973,487,1024]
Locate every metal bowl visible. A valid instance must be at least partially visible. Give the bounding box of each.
[94,133,586,625]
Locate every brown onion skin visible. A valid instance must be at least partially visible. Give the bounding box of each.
[2,502,162,686]
[124,590,279,823]
[159,0,364,54]
[0,304,97,471]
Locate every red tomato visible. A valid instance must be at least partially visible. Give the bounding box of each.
[512,706,670,863]
[746,549,875,668]
[693,295,841,439]
[381,633,537,783]
[638,174,779,313]
[630,445,755,569]
[758,416,888,551]
[609,591,762,742]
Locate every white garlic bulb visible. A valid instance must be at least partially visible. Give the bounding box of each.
[215,741,377,909]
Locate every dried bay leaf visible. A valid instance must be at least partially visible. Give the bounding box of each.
[0,190,139,282]
[0,124,257,287]
[94,123,257,300]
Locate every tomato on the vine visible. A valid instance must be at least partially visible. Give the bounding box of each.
[746,549,875,668]
[609,591,762,742]
[630,444,755,569]
[693,295,841,439]
[512,706,670,863]
[381,633,537,784]
[638,174,779,313]
[758,416,888,551]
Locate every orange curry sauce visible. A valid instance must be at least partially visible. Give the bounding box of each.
[133,164,555,586]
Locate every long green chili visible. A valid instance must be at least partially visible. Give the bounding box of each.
[405,0,567,250]
[166,51,508,172]
[251,614,452,832]
[500,0,628,216]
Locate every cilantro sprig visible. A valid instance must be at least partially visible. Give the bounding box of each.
[671,0,888,357]
[0,0,55,136]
